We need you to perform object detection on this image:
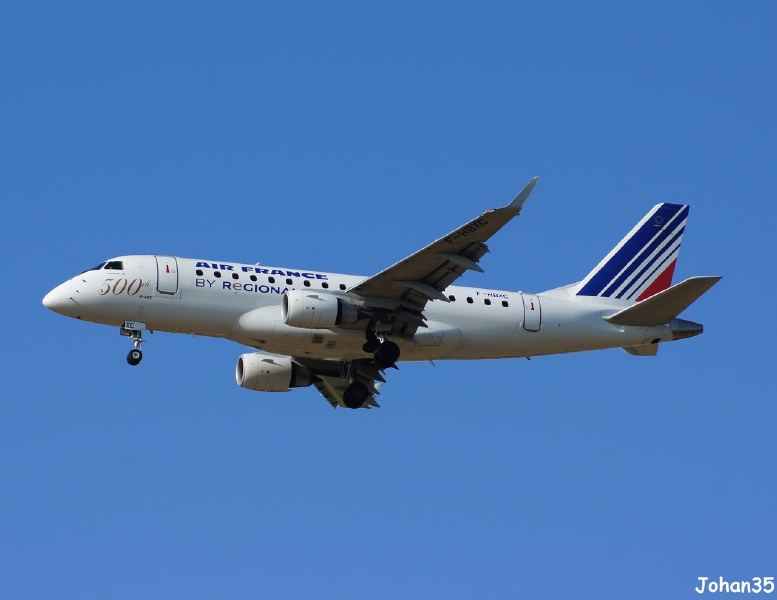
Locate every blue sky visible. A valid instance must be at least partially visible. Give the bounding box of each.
[1,2,775,598]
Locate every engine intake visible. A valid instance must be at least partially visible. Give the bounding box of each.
[282,290,360,329]
[236,354,314,392]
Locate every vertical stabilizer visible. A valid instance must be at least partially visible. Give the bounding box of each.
[575,203,688,301]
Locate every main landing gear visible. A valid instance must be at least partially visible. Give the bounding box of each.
[343,381,369,409]
[342,325,400,409]
[120,321,146,366]
[362,324,400,370]
[373,340,399,370]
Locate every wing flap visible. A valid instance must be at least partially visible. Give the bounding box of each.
[313,375,381,409]
[295,357,385,409]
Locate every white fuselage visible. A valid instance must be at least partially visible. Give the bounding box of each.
[43,255,675,361]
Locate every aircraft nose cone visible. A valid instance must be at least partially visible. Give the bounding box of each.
[43,289,56,309]
[43,285,67,313]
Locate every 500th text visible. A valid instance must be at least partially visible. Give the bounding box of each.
[98,278,150,296]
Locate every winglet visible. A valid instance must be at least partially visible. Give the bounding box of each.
[507,176,540,213]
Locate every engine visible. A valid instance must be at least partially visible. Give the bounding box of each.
[235,353,314,392]
[282,290,360,329]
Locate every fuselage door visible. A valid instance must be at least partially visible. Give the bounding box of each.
[156,256,179,295]
[521,293,541,332]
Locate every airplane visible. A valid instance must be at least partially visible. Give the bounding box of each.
[42,178,720,409]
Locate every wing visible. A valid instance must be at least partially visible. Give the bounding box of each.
[293,356,384,409]
[348,177,540,335]
[264,179,540,409]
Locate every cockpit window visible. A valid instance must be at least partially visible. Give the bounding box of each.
[104,261,124,270]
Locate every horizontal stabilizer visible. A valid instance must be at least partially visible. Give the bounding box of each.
[604,276,721,326]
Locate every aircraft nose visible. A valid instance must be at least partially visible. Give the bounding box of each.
[42,284,67,313]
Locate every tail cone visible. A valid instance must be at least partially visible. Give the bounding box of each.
[670,318,703,340]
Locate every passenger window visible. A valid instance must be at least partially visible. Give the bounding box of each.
[214,271,222,278]
[322,282,329,289]
[250,275,257,282]
[268,277,275,284]
[502,300,509,307]
[286,278,293,285]
[484,299,491,306]
[448,295,456,302]
[196,269,203,276]
[303,280,311,287]
[466,297,473,304]
[339,284,346,290]
[104,261,124,270]
[232,273,239,280]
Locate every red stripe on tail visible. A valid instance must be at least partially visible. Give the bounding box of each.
[636,258,677,301]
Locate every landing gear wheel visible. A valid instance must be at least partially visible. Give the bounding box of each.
[362,340,380,353]
[373,340,400,370]
[343,381,369,409]
[363,328,380,353]
[127,349,143,366]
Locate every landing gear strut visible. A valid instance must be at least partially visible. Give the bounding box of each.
[121,321,146,366]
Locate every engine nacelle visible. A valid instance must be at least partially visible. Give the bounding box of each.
[282,290,360,329]
[236,353,314,392]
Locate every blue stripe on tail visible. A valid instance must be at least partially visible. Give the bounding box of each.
[577,203,686,297]
[618,226,685,299]
[602,206,688,297]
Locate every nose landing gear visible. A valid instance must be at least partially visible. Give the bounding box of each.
[127,347,143,366]
[120,321,146,366]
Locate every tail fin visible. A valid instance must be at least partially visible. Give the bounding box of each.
[575,203,689,301]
